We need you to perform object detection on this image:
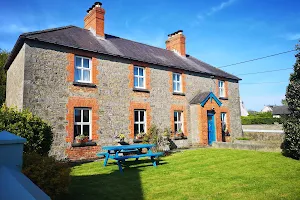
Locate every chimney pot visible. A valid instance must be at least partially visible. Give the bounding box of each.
[166,30,186,56]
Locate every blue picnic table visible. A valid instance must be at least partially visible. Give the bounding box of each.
[97,144,163,172]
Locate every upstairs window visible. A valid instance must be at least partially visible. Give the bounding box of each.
[219,80,225,97]
[174,111,183,133]
[75,56,92,83]
[173,73,182,92]
[134,110,146,136]
[134,66,145,88]
[74,108,91,139]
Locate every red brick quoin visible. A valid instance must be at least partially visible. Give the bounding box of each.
[65,97,100,160]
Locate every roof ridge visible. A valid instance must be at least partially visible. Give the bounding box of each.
[104,33,176,53]
[21,25,76,37]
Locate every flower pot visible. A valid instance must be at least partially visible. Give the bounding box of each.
[225,136,231,142]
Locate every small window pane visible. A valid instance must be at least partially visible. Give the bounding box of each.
[134,67,138,75]
[173,82,176,91]
[134,77,138,87]
[74,125,81,137]
[83,110,89,122]
[75,110,81,122]
[174,112,178,121]
[139,78,144,88]
[83,125,90,137]
[134,124,139,135]
[178,112,182,121]
[139,68,144,76]
[134,111,139,122]
[83,58,89,68]
[140,111,145,122]
[175,124,178,132]
[83,70,90,81]
[178,123,182,131]
[75,57,82,68]
[177,83,181,91]
[75,69,81,81]
[140,124,145,133]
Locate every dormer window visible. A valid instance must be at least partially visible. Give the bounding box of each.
[75,56,92,83]
[134,66,145,89]
[219,80,225,97]
[173,73,182,92]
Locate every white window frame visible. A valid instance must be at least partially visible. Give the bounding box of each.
[134,66,145,89]
[174,111,183,133]
[173,73,182,92]
[219,80,225,97]
[221,112,227,125]
[134,110,146,135]
[74,56,92,83]
[74,108,92,140]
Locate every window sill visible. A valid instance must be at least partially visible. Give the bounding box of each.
[219,97,228,100]
[133,139,143,143]
[73,82,97,88]
[173,92,185,96]
[71,141,97,147]
[133,88,150,93]
[173,136,188,140]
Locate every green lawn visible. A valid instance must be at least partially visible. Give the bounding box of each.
[67,149,300,200]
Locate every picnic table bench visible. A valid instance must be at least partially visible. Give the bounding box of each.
[97,144,163,172]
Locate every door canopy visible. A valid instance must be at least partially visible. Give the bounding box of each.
[190,91,222,107]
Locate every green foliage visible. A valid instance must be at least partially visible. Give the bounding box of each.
[236,137,251,140]
[22,152,71,199]
[0,49,9,105]
[0,105,53,155]
[281,99,288,106]
[241,116,282,125]
[282,45,300,160]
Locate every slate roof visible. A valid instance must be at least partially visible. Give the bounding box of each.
[5,25,241,80]
[272,106,291,115]
[189,91,211,104]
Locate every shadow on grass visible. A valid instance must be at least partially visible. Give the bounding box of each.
[66,159,168,200]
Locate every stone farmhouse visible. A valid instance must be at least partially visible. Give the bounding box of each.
[5,2,242,160]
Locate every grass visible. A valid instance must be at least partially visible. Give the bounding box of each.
[66,149,300,200]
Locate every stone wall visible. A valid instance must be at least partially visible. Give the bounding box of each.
[10,40,242,160]
[6,44,25,110]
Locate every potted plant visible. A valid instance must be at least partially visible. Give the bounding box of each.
[136,132,145,140]
[175,129,184,139]
[75,135,89,144]
[162,129,170,140]
[225,129,231,142]
[119,133,125,142]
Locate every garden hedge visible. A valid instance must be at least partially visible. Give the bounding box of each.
[0,105,53,155]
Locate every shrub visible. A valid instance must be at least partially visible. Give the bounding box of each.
[22,152,71,199]
[282,45,300,160]
[0,105,53,155]
[241,116,282,125]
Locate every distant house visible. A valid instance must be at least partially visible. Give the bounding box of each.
[240,100,249,116]
[261,105,274,113]
[272,106,290,118]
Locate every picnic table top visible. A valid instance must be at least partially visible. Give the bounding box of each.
[102,144,155,151]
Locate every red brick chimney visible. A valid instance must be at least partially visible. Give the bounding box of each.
[166,30,186,56]
[84,2,105,37]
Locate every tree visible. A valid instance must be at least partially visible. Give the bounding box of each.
[282,44,300,160]
[281,99,287,106]
[0,49,9,105]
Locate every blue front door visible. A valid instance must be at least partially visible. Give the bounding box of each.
[207,112,216,145]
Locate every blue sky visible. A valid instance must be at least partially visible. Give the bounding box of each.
[1,0,299,111]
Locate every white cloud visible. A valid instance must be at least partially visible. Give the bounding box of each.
[193,0,237,24]
[207,0,236,16]
[283,33,300,41]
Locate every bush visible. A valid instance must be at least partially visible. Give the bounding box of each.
[22,152,71,199]
[0,105,53,155]
[241,116,282,125]
[282,45,300,160]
